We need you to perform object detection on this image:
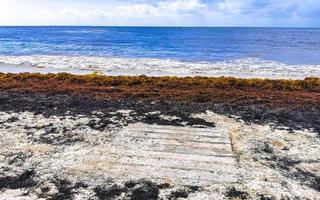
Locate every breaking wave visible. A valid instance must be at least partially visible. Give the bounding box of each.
[0,55,319,79]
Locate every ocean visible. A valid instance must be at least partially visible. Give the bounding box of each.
[0,26,320,79]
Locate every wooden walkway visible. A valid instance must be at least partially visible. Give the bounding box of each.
[97,123,239,186]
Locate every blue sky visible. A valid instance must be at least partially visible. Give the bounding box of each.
[0,0,319,27]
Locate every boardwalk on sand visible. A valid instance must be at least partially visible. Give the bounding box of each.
[103,123,239,186]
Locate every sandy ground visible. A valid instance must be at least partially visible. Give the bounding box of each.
[0,110,319,199]
[0,74,319,199]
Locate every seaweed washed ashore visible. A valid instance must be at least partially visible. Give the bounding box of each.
[0,73,320,199]
[1,73,320,132]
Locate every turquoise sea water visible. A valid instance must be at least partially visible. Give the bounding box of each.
[0,27,320,65]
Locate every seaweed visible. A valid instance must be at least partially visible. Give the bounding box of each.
[130,180,159,200]
[94,184,127,200]
[0,73,319,93]
[226,187,249,200]
[167,186,200,200]
[0,73,319,134]
[94,180,160,200]
[0,169,36,190]
[0,91,319,134]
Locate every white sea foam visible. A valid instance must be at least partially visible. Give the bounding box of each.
[0,55,319,79]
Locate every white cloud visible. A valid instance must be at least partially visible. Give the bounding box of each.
[0,0,318,27]
[217,0,248,14]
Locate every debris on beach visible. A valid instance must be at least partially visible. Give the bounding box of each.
[0,74,319,199]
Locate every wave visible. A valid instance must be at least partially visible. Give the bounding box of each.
[0,55,319,79]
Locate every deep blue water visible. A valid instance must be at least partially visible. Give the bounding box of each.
[0,26,320,64]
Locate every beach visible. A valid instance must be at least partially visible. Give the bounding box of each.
[0,27,320,199]
[0,73,319,199]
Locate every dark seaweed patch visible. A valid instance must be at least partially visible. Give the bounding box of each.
[292,168,320,192]
[94,180,160,200]
[1,91,319,135]
[0,169,35,190]
[94,184,127,200]
[40,179,88,200]
[167,185,200,200]
[130,180,159,200]
[141,113,214,127]
[226,187,249,200]
[124,180,137,188]
[259,194,275,200]
[6,116,19,123]
[87,119,109,131]
[38,127,84,145]
[169,189,189,199]
[262,153,319,192]
[261,143,274,154]
[7,151,33,166]
[157,183,171,189]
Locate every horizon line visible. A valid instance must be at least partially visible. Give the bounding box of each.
[0,25,319,29]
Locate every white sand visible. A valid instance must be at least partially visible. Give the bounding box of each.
[1,111,319,199]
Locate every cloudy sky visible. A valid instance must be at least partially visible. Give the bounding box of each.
[0,0,319,27]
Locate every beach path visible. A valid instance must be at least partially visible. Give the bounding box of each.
[94,123,238,186]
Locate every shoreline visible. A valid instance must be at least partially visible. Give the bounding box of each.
[0,72,320,199]
[1,55,320,79]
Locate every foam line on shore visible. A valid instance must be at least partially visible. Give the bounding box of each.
[0,55,320,79]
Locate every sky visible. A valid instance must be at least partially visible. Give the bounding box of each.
[0,0,319,27]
